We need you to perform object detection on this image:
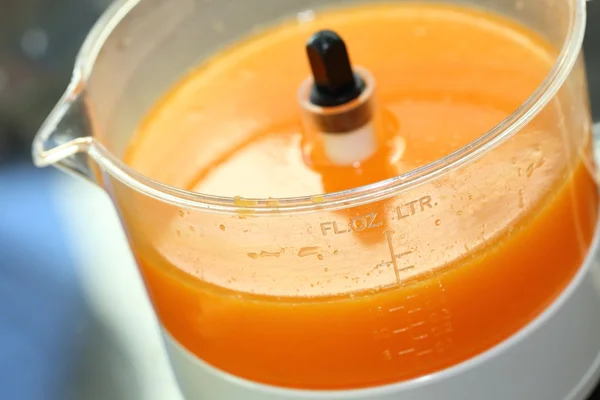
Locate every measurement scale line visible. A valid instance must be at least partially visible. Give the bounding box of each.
[389,306,405,312]
[385,230,402,285]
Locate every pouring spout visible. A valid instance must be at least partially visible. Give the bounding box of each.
[32,79,98,182]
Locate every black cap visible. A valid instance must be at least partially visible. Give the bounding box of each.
[306,30,365,107]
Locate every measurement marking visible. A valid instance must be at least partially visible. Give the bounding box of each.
[417,349,434,357]
[413,334,429,341]
[411,321,425,328]
[376,252,414,274]
[382,350,393,361]
[389,305,405,312]
[398,349,415,356]
[408,307,422,314]
[385,230,401,285]
[393,327,409,334]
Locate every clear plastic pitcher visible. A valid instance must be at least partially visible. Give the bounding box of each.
[32,0,600,399]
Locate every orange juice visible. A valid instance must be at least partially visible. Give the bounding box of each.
[123,3,598,390]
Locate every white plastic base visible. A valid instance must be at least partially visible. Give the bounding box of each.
[322,123,378,165]
[164,229,600,400]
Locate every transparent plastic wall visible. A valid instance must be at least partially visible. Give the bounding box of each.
[33,0,597,391]
[85,0,595,287]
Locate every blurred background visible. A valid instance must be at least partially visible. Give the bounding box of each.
[0,1,182,399]
[0,1,600,400]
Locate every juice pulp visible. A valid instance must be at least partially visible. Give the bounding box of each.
[124,3,598,390]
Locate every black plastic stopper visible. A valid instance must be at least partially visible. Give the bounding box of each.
[306,30,365,107]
